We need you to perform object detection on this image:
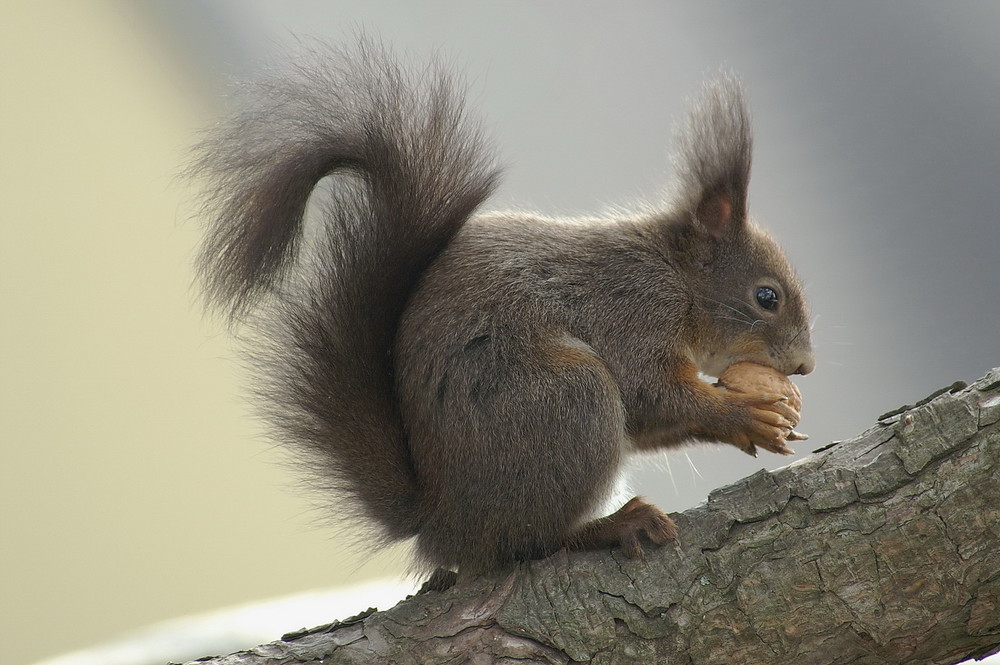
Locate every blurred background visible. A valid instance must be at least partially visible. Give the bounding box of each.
[3,2,998,664]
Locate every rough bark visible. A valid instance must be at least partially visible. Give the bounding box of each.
[184,367,1000,665]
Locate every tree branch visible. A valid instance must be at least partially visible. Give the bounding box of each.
[183,367,1000,665]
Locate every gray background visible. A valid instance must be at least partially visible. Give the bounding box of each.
[148,1,1000,513]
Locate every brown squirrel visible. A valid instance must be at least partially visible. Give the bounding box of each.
[194,43,814,578]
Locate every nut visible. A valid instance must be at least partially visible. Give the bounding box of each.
[718,361,803,425]
[717,362,802,412]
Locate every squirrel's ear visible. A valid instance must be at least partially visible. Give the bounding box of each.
[695,186,743,239]
[673,73,752,239]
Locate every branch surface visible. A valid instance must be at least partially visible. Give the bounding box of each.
[184,367,1000,665]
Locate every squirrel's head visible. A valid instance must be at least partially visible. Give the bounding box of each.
[665,73,814,378]
[680,210,815,378]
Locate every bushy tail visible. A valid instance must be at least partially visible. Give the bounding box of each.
[193,42,500,542]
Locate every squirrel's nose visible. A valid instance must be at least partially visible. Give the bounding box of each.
[793,356,815,376]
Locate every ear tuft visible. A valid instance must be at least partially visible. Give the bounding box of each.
[671,72,752,236]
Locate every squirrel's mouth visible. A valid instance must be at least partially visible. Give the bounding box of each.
[692,351,733,379]
[695,349,804,379]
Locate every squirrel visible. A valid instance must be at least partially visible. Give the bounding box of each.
[193,42,815,579]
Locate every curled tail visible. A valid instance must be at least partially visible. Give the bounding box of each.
[193,43,500,542]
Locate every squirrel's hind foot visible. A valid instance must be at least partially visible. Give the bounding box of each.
[417,567,459,593]
[567,496,677,559]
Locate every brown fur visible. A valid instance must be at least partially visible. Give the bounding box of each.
[194,42,814,576]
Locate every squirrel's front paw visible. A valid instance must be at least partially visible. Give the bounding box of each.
[725,391,799,457]
[715,362,806,457]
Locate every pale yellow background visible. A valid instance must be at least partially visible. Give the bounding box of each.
[1,4,406,664]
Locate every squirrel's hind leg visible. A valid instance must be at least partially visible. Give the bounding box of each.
[405,331,628,574]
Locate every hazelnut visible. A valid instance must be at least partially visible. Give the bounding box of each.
[718,361,803,431]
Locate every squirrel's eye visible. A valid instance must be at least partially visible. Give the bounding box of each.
[755,286,779,311]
